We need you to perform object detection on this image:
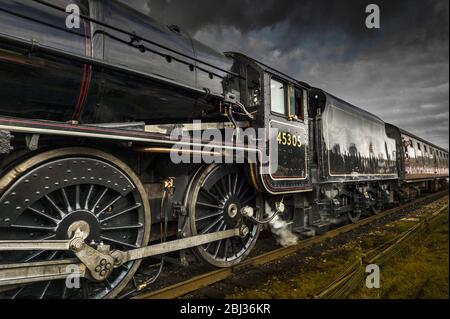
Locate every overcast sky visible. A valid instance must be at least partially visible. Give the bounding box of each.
[120,0,449,149]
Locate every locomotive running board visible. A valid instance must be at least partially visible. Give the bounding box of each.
[0,226,247,287]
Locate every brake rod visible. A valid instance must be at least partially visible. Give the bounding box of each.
[0,240,71,251]
[122,226,246,263]
[0,259,87,286]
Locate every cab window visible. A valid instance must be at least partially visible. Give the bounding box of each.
[271,78,286,115]
[288,87,304,121]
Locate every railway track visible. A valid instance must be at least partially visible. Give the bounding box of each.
[132,190,449,299]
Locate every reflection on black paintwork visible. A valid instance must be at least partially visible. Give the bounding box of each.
[322,98,397,177]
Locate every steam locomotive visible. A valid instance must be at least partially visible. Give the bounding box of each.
[0,0,448,299]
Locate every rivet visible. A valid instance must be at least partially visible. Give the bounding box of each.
[4,201,10,205]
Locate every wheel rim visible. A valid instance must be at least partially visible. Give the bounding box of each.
[0,148,150,299]
[189,165,260,268]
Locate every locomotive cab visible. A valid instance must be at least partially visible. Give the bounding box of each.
[226,52,312,194]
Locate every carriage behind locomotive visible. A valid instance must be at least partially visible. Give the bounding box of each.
[0,0,448,299]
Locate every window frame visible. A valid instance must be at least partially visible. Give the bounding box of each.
[269,77,288,117]
[287,85,306,122]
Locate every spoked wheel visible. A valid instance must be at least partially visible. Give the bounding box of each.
[367,191,383,215]
[188,165,261,268]
[0,148,150,299]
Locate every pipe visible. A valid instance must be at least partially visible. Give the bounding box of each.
[134,147,223,158]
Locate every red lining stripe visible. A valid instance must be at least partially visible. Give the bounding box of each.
[72,19,92,121]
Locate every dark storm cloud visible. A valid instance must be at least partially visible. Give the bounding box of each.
[121,0,449,149]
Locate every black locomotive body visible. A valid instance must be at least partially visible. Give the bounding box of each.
[0,0,448,299]
[0,0,235,124]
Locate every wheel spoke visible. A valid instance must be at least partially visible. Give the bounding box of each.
[61,283,68,300]
[232,174,239,195]
[220,178,229,196]
[200,187,222,205]
[39,280,51,299]
[96,195,122,218]
[84,185,95,210]
[236,178,245,197]
[213,184,225,199]
[91,188,108,213]
[11,286,25,300]
[197,201,223,210]
[195,211,224,222]
[44,195,66,219]
[61,188,73,213]
[200,216,223,235]
[101,236,138,249]
[28,207,59,224]
[223,238,230,260]
[203,220,225,251]
[213,223,226,259]
[99,203,141,223]
[230,238,238,257]
[75,185,81,210]
[25,250,47,262]
[102,224,143,231]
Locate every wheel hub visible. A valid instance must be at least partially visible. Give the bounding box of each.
[55,210,101,242]
[223,196,242,226]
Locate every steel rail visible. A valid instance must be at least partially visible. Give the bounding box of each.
[133,190,448,299]
[315,204,449,299]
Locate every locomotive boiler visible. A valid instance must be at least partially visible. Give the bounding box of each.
[0,0,448,299]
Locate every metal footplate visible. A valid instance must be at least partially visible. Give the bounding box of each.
[0,223,249,287]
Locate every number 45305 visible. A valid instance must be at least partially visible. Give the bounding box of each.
[277,132,302,148]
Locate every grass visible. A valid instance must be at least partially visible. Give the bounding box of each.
[227,198,449,299]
